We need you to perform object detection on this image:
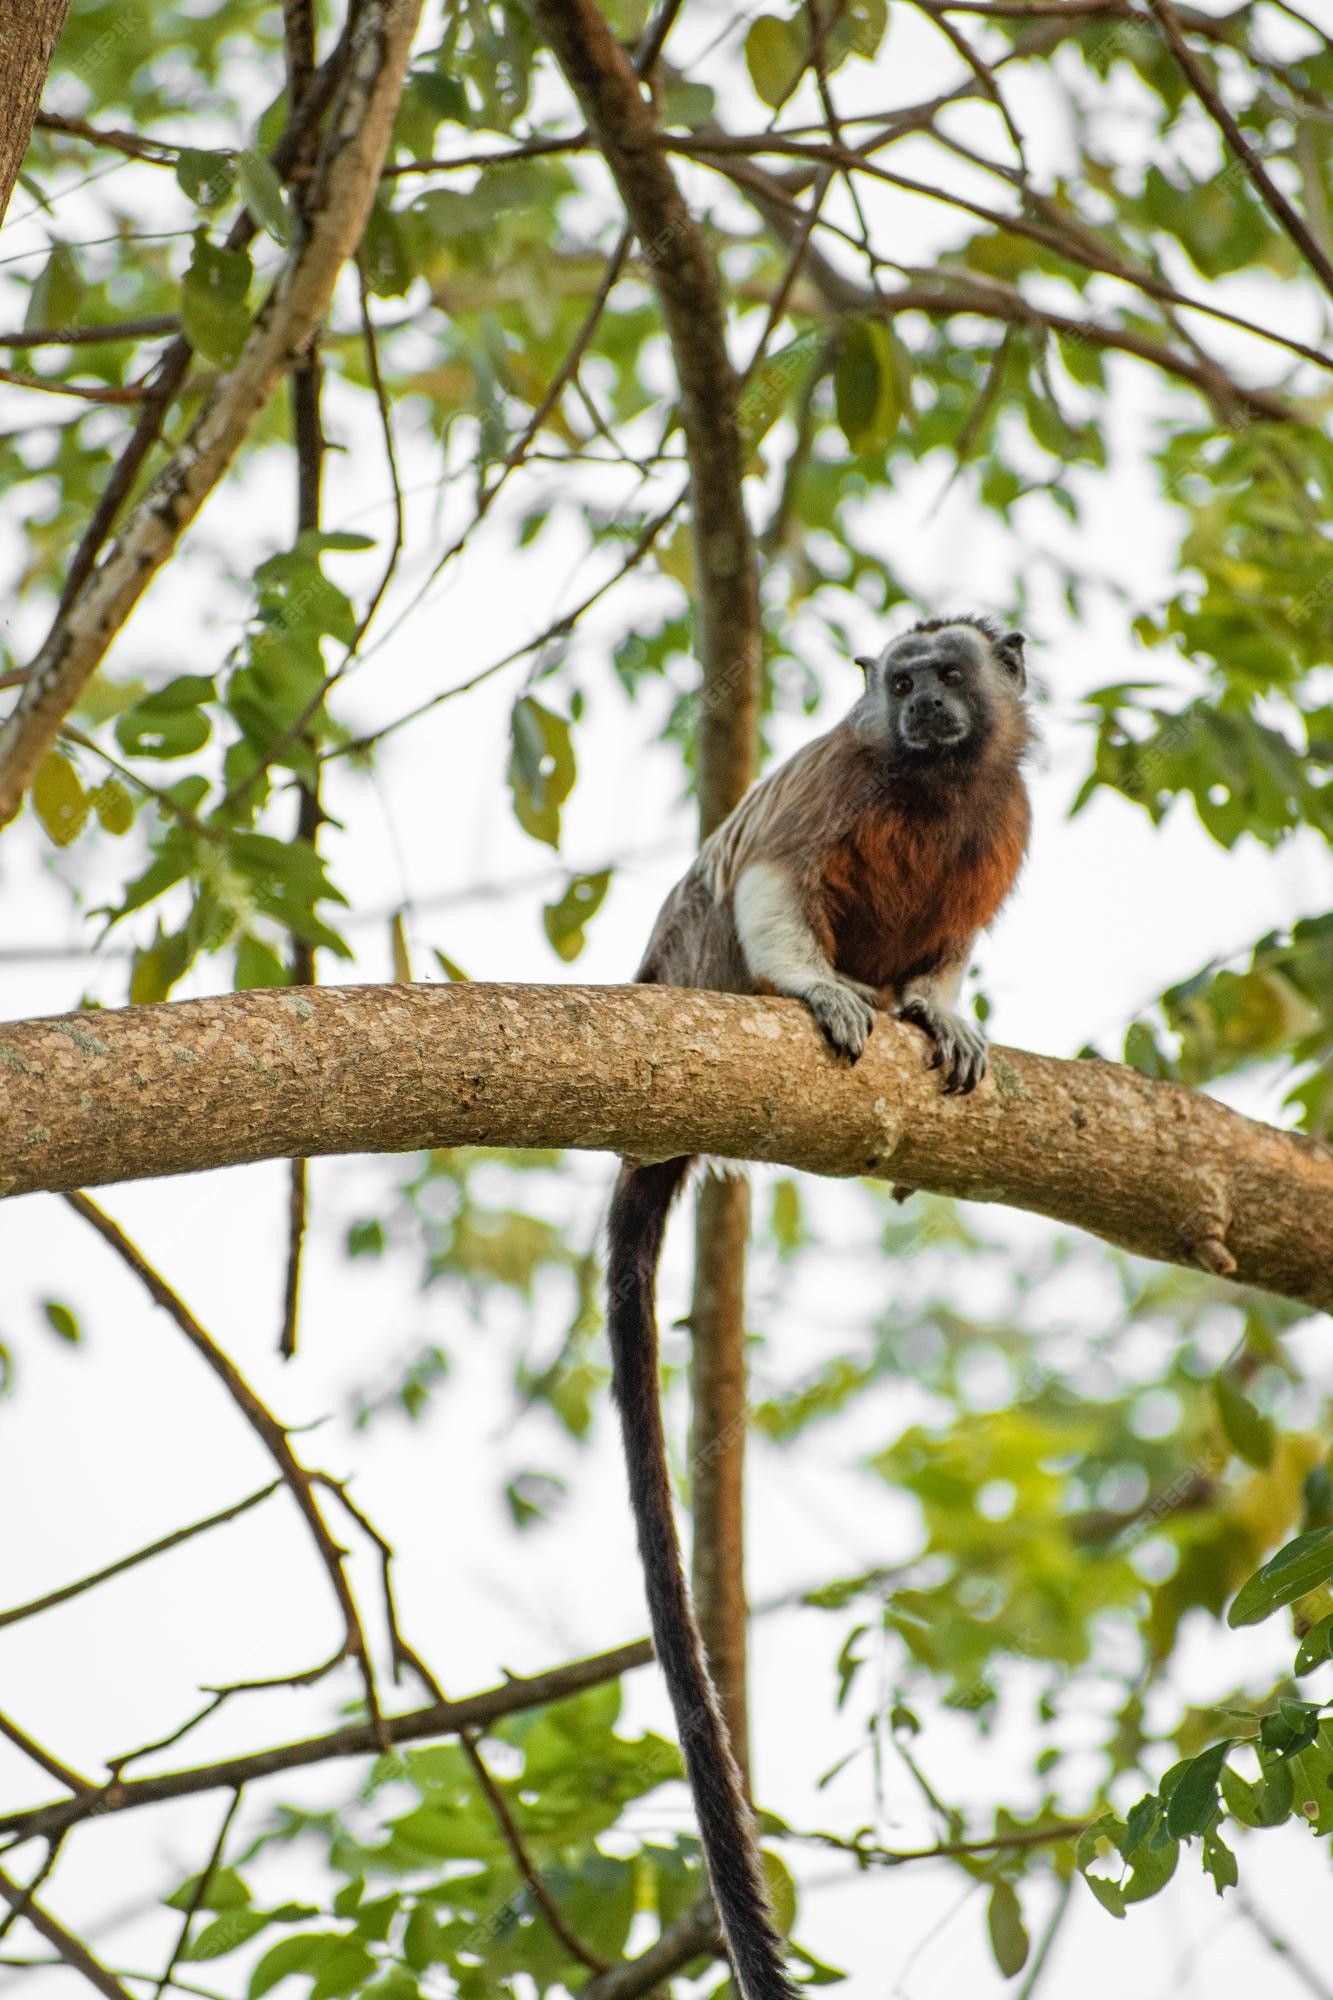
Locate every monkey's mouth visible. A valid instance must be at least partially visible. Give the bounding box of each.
[899,715,971,752]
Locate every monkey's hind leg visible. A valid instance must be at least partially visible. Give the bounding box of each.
[896,958,987,1095]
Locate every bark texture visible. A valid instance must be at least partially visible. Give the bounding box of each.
[528,0,763,1768]
[0,0,70,233]
[1,981,1330,1312]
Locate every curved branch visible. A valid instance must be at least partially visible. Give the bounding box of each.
[0,0,424,827]
[0,981,1329,1310]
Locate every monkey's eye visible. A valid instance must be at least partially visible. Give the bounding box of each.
[892,674,913,697]
[939,668,963,687]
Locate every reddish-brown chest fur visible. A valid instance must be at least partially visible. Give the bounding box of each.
[816,767,1030,993]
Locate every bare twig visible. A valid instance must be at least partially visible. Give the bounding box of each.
[0,1482,282,1630]
[1145,0,1333,302]
[0,1711,93,1797]
[62,1193,387,1745]
[151,1788,243,2000]
[0,1865,134,2000]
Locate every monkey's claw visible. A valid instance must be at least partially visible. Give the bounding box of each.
[806,978,878,1061]
[896,999,988,1095]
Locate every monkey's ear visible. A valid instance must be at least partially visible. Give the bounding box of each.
[854,654,877,676]
[995,630,1026,685]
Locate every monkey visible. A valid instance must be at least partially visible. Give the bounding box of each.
[604,616,1033,2000]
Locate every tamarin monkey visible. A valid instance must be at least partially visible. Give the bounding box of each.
[605,616,1032,1999]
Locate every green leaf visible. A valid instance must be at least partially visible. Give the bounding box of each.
[432,948,469,983]
[987,1880,1030,1977]
[310,1938,375,2000]
[177,148,237,211]
[181,231,253,366]
[347,1219,386,1258]
[1229,1527,1333,1627]
[745,15,806,108]
[185,1910,277,1960]
[1201,1823,1238,1896]
[507,697,576,849]
[1221,1757,1293,1827]
[543,870,611,961]
[26,242,81,333]
[43,1300,80,1343]
[32,753,87,846]
[1164,1740,1233,1838]
[234,149,291,246]
[834,320,906,451]
[116,702,213,760]
[1214,1374,1275,1468]
[235,935,290,991]
[1295,1610,1333,1676]
[166,1868,252,1913]
[248,1933,338,2000]
[90,778,135,836]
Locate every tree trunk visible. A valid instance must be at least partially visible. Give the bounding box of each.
[0,1,71,233]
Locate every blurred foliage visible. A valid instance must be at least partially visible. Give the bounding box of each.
[4,0,1333,1989]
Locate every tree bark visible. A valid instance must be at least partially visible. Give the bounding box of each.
[1,981,1330,1312]
[0,1,70,234]
[529,0,762,1767]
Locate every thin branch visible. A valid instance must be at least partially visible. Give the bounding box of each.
[49,44,345,621]
[0,1482,282,1630]
[1144,0,1333,302]
[0,1711,93,1797]
[792,1817,1089,1865]
[672,133,1333,375]
[0,317,179,349]
[0,1865,134,2000]
[32,110,179,163]
[315,1476,608,1973]
[62,1193,387,1745]
[278,0,328,1364]
[0,365,150,403]
[0,1834,64,1948]
[151,1788,243,2000]
[0,1640,655,1844]
[321,489,686,763]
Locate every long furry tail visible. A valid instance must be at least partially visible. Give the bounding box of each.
[606,1159,797,2000]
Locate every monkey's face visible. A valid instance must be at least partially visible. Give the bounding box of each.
[857,620,1027,763]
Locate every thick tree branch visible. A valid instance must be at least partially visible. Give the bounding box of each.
[1,983,1330,1310]
[0,1,70,231]
[527,0,759,830]
[0,0,424,827]
[0,1639,654,1845]
[529,0,763,1773]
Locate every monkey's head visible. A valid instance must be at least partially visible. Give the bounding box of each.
[853,616,1028,767]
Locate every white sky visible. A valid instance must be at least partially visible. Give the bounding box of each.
[1,3,1331,1995]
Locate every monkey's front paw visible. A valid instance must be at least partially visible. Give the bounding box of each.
[806,978,877,1061]
[896,1000,988,1095]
